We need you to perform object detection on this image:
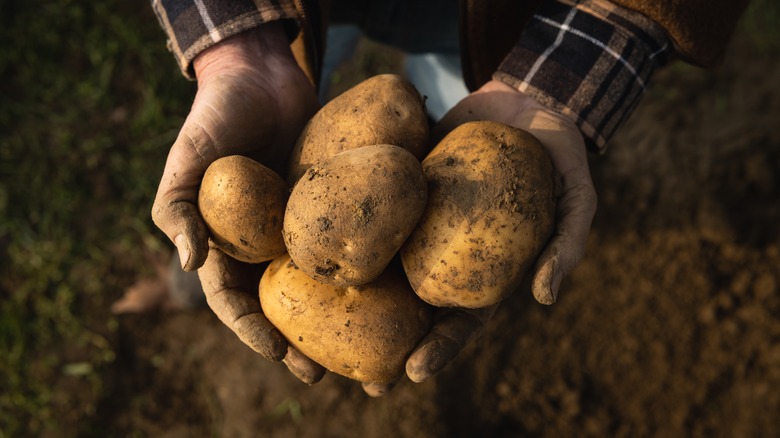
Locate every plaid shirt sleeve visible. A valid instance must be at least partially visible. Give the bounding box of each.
[494,0,671,152]
[151,0,300,79]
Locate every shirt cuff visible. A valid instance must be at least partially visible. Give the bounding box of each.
[494,0,671,152]
[151,0,299,79]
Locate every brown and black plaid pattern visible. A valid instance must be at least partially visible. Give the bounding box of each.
[152,0,670,150]
[151,0,299,79]
[495,0,670,152]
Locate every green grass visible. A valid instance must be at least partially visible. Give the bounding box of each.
[0,1,191,435]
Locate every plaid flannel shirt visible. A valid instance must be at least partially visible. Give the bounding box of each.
[151,0,300,79]
[495,0,670,151]
[152,0,670,151]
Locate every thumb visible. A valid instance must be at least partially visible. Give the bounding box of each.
[531,167,597,304]
[516,107,596,304]
[151,125,217,271]
[152,197,210,272]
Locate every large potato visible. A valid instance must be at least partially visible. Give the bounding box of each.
[259,254,432,384]
[283,144,427,286]
[287,74,429,183]
[401,121,556,308]
[198,155,288,263]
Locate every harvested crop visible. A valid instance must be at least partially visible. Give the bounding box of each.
[259,254,432,384]
[287,74,429,183]
[284,144,427,286]
[401,121,556,308]
[198,155,288,263]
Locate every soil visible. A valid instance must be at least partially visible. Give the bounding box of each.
[100,34,780,437]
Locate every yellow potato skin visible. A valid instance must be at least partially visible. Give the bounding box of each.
[283,144,427,287]
[401,121,556,308]
[198,155,288,263]
[287,74,429,184]
[259,254,433,384]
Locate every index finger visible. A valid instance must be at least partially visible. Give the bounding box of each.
[198,243,288,361]
[405,305,497,383]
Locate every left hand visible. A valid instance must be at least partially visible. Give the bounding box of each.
[363,80,597,396]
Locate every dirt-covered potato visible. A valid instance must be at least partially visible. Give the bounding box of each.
[283,144,427,286]
[401,121,556,308]
[287,74,429,184]
[198,155,288,264]
[259,254,432,384]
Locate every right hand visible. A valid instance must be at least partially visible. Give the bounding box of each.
[151,23,325,381]
[364,80,597,396]
[429,80,597,306]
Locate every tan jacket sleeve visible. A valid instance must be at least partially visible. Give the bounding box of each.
[613,0,752,66]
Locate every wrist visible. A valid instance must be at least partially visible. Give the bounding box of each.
[193,22,298,85]
[472,80,580,135]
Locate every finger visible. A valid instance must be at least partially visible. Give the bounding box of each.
[151,131,216,272]
[406,306,497,383]
[282,346,326,385]
[532,166,597,304]
[362,380,398,398]
[512,106,597,305]
[198,245,287,361]
[151,80,276,272]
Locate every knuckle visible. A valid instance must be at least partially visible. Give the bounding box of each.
[150,202,165,227]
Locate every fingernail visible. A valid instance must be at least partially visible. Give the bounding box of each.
[550,270,563,303]
[174,234,190,270]
[362,381,396,398]
[536,287,554,305]
[534,280,555,305]
[407,341,459,383]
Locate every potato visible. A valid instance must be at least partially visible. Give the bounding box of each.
[198,155,288,263]
[287,74,429,183]
[400,121,556,308]
[259,254,432,384]
[283,144,427,286]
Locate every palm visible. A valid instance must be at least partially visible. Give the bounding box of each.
[396,80,597,389]
[149,25,322,374]
[152,65,317,271]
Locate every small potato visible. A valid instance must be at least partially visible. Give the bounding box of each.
[283,144,427,286]
[401,121,556,308]
[198,155,288,263]
[259,254,433,384]
[287,74,429,184]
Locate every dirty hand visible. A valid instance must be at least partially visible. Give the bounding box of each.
[151,23,325,379]
[377,79,596,390]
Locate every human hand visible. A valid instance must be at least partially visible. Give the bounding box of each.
[363,80,596,394]
[429,79,597,305]
[152,22,318,272]
[151,23,325,378]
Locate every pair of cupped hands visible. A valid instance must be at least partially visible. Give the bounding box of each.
[152,23,596,397]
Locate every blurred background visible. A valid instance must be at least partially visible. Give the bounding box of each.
[1,1,779,437]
